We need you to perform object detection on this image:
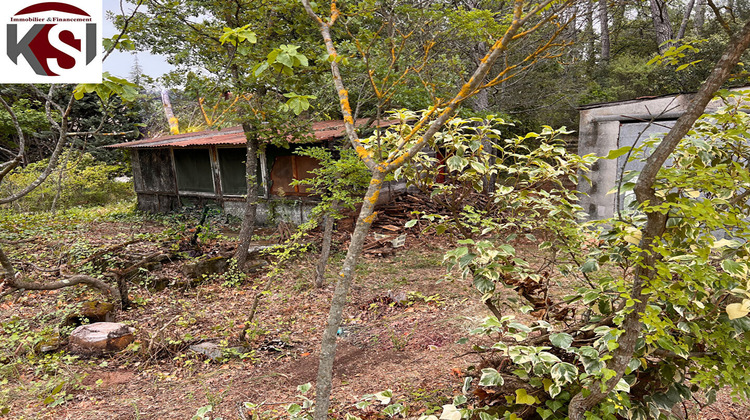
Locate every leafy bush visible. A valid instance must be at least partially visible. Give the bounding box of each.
[0,151,134,212]
[440,94,750,419]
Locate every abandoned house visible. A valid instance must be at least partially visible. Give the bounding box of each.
[108,119,394,224]
[577,88,748,221]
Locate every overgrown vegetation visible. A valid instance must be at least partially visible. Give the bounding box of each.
[3,0,750,419]
[0,151,134,213]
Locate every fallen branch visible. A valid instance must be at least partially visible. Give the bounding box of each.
[115,252,172,277]
[0,287,19,300]
[0,237,37,245]
[4,273,121,303]
[22,262,61,274]
[146,315,180,361]
[72,238,144,269]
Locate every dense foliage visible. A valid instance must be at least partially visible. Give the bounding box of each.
[0,151,133,212]
[413,94,750,419]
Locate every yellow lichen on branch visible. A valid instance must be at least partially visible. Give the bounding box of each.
[364,212,377,224]
[388,153,407,168]
[168,117,179,134]
[356,145,371,160]
[367,191,380,206]
[330,0,339,25]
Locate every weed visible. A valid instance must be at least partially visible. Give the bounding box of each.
[387,328,410,351]
[222,259,247,288]
[406,291,443,306]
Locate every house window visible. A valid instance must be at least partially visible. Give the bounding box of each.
[173,149,214,193]
[269,155,320,196]
[218,148,247,195]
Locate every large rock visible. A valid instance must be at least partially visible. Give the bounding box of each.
[189,342,223,360]
[69,322,135,355]
[63,300,114,328]
[181,256,228,279]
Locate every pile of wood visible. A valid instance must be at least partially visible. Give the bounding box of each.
[334,190,491,256]
[360,192,450,256]
[371,192,448,231]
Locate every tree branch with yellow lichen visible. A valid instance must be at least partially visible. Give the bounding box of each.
[300,0,579,417]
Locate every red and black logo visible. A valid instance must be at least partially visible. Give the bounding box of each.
[7,2,96,76]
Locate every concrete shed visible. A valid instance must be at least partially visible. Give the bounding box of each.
[577,89,748,220]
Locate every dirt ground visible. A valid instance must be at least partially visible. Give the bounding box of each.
[0,211,748,420]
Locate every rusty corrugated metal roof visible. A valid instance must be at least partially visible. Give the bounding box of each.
[107,119,396,149]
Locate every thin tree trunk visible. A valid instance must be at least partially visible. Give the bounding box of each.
[313,173,384,419]
[234,126,259,269]
[695,0,705,34]
[50,149,70,213]
[315,207,337,288]
[677,0,696,40]
[300,1,575,417]
[650,0,675,54]
[585,0,595,66]
[472,43,490,111]
[599,0,610,61]
[568,18,750,419]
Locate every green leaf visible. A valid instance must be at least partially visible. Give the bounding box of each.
[549,332,573,349]
[276,52,294,68]
[537,408,553,419]
[382,403,404,418]
[479,368,505,387]
[287,403,302,415]
[515,389,536,405]
[374,389,392,405]
[550,362,578,386]
[478,413,497,420]
[462,377,473,394]
[722,259,744,275]
[613,378,630,393]
[602,146,633,160]
[405,219,417,228]
[447,155,467,171]
[580,259,599,273]
[548,383,561,398]
[470,161,486,174]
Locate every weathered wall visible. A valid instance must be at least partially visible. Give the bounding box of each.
[577,92,733,220]
[132,149,180,213]
[223,199,319,225]
[130,146,413,226]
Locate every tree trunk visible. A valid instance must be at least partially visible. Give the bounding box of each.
[650,0,675,54]
[234,126,259,269]
[50,149,70,213]
[315,208,337,288]
[695,0,705,34]
[472,43,490,111]
[585,0,595,66]
[568,18,750,420]
[599,0,610,61]
[313,173,384,420]
[677,0,696,40]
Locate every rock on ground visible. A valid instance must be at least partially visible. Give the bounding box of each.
[69,322,135,355]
